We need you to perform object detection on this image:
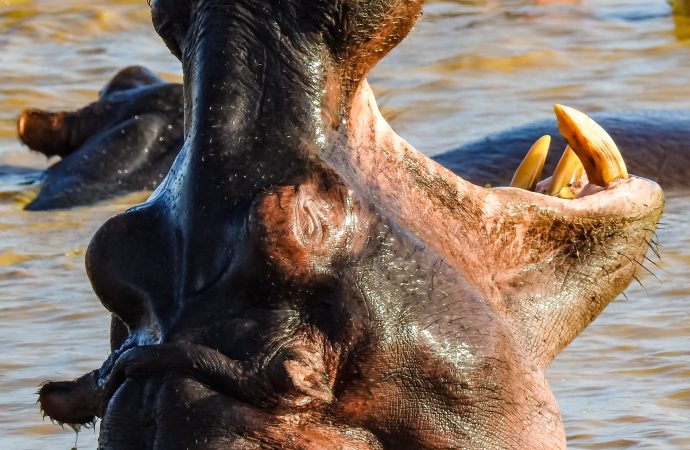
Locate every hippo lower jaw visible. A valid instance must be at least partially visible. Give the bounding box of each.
[330,81,663,367]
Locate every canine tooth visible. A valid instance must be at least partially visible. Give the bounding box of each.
[546,145,584,197]
[554,105,628,186]
[510,135,550,191]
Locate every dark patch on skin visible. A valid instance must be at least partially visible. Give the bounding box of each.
[402,145,482,226]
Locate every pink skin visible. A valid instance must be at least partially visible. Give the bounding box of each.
[322,80,664,448]
[536,172,607,198]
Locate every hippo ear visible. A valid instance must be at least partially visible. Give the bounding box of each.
[329,0,424,78]
[99,66,164,98]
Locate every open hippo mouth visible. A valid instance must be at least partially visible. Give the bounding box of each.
[38,0,663,449]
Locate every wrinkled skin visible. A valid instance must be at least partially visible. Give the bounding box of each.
[15,66,183,210]
[37,1,664,449]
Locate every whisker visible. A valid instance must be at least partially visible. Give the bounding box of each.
[631,274,646,293]
[645,239,661,259]
[618,252,650,292]
[634,258,662,284]
[643,254,665,272]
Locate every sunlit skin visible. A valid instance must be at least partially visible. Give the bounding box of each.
[33,1,665,449]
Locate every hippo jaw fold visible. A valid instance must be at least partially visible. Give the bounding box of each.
[38,0,664,448]
[333,81,664,368]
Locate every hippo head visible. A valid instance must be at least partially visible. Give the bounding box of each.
[16,66,183,210]
[38,1,663,448]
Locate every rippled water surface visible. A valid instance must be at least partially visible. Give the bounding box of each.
[0,0,688,448]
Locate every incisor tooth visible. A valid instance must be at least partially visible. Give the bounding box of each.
[554,104,628,187]
[510,135,551,191]
[546,145,584,197]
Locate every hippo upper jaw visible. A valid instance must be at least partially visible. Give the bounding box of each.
[37,341,383,449]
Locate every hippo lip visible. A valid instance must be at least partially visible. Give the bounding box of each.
[97,342,253,411]
[37,342,254,428]
[491,176,663,222]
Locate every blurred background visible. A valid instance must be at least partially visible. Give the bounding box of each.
[0,0,688,448]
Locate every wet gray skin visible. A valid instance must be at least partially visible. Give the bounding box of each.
[15,66,183,210]
[36,1,664,449]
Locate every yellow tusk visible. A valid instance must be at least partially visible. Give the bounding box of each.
[510,135,551,191]
[554,105,628,187]
[546,145,584,197]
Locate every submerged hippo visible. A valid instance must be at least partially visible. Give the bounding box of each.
[14,66,183,210]
[18,71,689,211]
[37,1,663,449]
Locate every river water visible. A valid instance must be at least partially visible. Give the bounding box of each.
[0,0,688,448]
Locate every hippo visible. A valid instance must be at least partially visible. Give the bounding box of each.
[14,66,183,210]
[18,73,689,211]
[36,0,664,449]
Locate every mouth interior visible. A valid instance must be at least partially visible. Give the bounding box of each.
[502,104,632,201]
